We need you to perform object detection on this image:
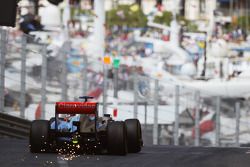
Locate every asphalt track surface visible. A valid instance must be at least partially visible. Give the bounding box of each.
[1,139,250,167]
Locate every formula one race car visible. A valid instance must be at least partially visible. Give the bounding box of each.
[29,96,143,155]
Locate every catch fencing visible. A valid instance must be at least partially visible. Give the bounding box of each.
[0,27,250,146]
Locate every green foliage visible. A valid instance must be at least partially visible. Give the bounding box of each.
[153,12,198,31]
[153,11,172,26]
[106,4,147,28]
[177,15,198,32]
[223,16,250,32]
[237,16,250,30]
[185,21,198,32]
[223,23,234,33]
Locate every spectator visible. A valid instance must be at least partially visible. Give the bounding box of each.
[19,12,43,34]
[159,125,172,145]
[179,133,186,146]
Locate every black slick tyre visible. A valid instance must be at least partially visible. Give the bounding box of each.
[30,120,50,153]
[107,121,127,155]
[125,119,142,153]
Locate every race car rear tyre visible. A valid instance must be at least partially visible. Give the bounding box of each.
[125,119,142,153]
[107,121,127,155]
[30,120,50,153]
[49,117,55,125]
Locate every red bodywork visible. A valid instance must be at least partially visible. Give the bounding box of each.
[55,102,98,114]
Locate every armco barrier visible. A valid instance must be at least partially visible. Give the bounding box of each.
[0,112,31,139]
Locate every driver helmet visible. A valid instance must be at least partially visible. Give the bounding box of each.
[88,114,95,121]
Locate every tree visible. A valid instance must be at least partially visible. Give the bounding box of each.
[153,11,172,26]
[106,4,147,28]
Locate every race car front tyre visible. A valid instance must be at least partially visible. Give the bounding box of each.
[125,119,142,153]
[107,121,127,155]
[30,120,50,153]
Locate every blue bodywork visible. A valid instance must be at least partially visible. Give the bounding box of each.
[50,115,104,142]
[50,115,106,142]
[50,115,80,132]
[50,115,80,142]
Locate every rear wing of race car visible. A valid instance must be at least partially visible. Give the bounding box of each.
[55,102,98,115]
[54,101,99,135]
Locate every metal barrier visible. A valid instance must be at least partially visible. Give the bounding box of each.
[0,112,31,139]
